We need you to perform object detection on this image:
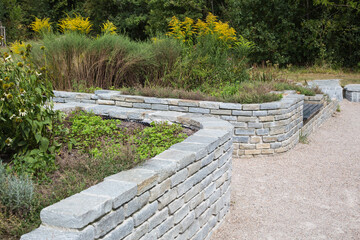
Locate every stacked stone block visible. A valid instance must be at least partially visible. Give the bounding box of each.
[344,84,360,102]
[307,79,343,101]
[21,103,234,240]
[52,90,304,157]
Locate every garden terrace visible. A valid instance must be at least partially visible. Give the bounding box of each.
[52,89,339,157]
[53,90,307,157]
[21,102,234,240]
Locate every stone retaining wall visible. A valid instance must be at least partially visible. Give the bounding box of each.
[301,95,338,137]
[308,79,343,101]
[344,84,360,102]
[53,90,304,157]
[21,103,234,240]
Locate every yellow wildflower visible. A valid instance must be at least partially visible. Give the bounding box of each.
[58,13,92,34]
[10,40,26,55]
[101,20,117,35]
[30,17,52,34]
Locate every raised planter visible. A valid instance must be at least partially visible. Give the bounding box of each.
[53,90,305,157]
[21,102,234,240]
[344,84,360,102]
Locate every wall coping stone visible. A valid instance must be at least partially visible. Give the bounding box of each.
[344,84,360,91]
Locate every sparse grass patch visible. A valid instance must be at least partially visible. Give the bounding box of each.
[336,104,341,112]
[299,131,309,144]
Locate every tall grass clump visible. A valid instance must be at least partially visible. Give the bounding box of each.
[30,33,160,90]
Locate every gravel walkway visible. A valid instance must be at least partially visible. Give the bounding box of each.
[211,100,360,240]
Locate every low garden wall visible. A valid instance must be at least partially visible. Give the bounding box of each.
[21,103,234,240]
[301,95,339,137]
[308,79,343,101]
[344,84,360,102]
[52,90,305,157]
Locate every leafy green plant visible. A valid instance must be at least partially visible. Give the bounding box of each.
[134,121,187,160]
[0,45,61,177]
[61,111,124,155]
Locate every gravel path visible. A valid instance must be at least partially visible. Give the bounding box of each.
[211,100,360,240]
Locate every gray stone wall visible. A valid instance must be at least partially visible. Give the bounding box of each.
[344,84,360,102]
[52,90,304,157]
[307,79,343,101]
[21,102,234,240]
[301,95,338,137]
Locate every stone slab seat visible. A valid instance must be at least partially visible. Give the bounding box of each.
[344,84,360,102]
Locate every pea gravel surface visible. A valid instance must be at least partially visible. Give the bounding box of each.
[212,100,360,240]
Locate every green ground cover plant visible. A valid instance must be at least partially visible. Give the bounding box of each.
[0,110,192,239]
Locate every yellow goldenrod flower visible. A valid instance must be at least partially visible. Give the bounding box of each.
[31,17,52,34]
[58,13,92,34]
[101,20,117,35]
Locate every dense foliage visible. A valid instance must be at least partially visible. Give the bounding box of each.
[0,0,359,68]
[0,46,61,178]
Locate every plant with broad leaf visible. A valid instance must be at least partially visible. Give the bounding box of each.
[0,45,61,178]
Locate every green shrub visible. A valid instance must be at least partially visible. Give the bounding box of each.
[0,46,60,177]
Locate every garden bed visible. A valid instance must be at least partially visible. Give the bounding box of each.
[0,111,194,239]
[20,103,234,240]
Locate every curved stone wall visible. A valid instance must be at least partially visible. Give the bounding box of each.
[21,102,234,240]
[52,90,304,157]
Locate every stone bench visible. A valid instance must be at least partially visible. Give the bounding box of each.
[344,84,360,102]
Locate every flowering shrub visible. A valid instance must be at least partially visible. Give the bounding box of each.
[164,13,254,90]
[58,14,92,34]
[0,45,59,177]
[30,17,52,35]
[167,13,253,50]
[101,20,117,35]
